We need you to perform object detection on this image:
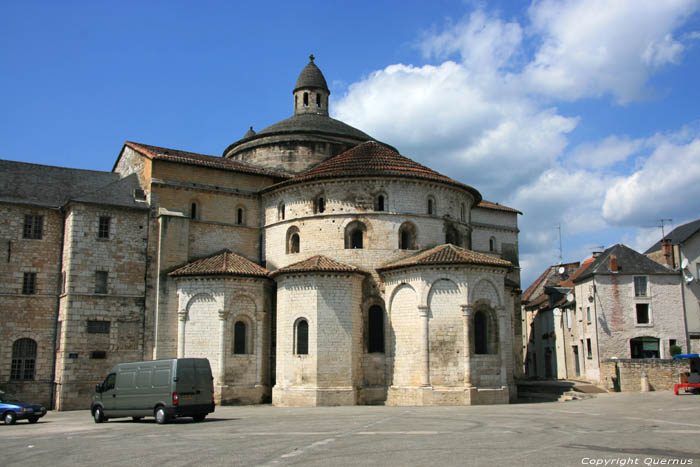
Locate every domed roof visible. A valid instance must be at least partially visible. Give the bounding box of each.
[294,55,329,93]
[257,113,371,140]
[263,141,483,202]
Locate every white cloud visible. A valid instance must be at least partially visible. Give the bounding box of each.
[602,135,700,225]
[569,135,645,169]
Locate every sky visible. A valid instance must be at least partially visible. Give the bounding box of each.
[2,0,699,287]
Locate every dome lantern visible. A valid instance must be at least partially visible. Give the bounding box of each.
[293,54,330,117]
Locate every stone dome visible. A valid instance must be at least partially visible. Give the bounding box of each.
[294,55,329,93]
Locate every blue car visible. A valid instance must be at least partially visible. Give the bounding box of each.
[0,390,47,425]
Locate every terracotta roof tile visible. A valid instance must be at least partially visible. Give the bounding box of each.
[124,141,290,179]
[477,200,522,215]
[169,250,268,278]
[264,141,482,202]
[269,255,368,277]
[378,244,511,272]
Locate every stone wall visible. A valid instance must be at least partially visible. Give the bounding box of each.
[600,358,689,392]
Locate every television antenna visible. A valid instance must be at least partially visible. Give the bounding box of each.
[555,224,563,264]
[657,218,673,241]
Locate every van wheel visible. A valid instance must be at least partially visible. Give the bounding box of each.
[155,407,169,425]
[4,412,16,425]
[193,414,206,422]
[93,407,106,424]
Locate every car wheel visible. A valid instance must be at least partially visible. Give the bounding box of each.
[155,407,168,425]
[93,407,106,424]
[4,411,16,425]
[192,414,206,422]
[28,417,39,424]
[132,416,143,422]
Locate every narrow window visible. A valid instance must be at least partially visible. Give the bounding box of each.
[61,271,66,294]
[489,237,496,252]
[427,198,434,215]
[87,320,110,334]
[318,197,325,213]
[376,195,385,212]
[460,203,466,222]
[474,311,488,354]
[634,276,647,297]
[22,272,36,295]
[586,338,592,359]
[636,303,650,324]
[191,203,197,220]
[290,233,300,253]
[11,338,37,380]
[316,93,321,107]
[296,319,309,355]
[278,202,285,221]
[237,208,244,225]
[95,271,108,294]
[368,306,384,353]
[586,306,591,323]
[23,215,44,239]
[98,216,111,239]
[303,92,308,107]
[234,321,247,354]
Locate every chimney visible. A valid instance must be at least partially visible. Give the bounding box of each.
[609,254,619,272]
[661,239,674,268]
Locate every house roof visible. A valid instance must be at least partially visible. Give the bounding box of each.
[0,159,146,210]
[522,261,580,303]
[574,244,677,282]
[294,55,329,93]
[378,244,511,272]
[269,255,368,277]
[476,200,522,215]
[169,250,269,278]
[263,141,482,202]
[122,142,289,179]
[557,257,595,288]
[645,219,700,253]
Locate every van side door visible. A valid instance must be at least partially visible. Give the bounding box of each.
[101,373,117,413]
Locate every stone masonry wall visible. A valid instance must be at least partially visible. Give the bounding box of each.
[600,358,689,392]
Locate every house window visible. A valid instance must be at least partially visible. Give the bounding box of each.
[367,305,384,353]
[11,338,36,380]
[474,311,489,354]
[586,338,592,359]
[630,336,659,358]
[87,320,110,334]
[286,226,300,254]
[237,208,245,225]
[489,237,496,252]
[398,222,417,250]
[636,303,650,325]
[90,351,107,359]
[23,215,43,239]
[98,216,111,239]
[233,321,247,354]
[345,221,367,249]
[295,319,309,355]
[95,271,108,294]
[634,276,647,297]
[190,202,198,220]
[376,195,385,212]
[22,272,36,295]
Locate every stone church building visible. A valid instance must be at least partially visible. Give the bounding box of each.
[1,56,522,409]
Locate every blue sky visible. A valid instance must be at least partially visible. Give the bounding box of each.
[2,0,699,286]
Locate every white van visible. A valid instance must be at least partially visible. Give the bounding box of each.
[91,358,215,424]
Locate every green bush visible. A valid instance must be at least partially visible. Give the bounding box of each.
[670,345,683,356]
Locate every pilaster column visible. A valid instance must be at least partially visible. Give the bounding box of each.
[461,305,474,386]
[218,310,230,385]
[418,305,430,387]
[177,310,188,358]
[497,306,507,386]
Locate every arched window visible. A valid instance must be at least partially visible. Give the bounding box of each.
[489,237,497,252]
[295,319,309,355]
[190,202,198,220]
[345,221,367,249]
[474,311,488,355]
[398,222,417,250]
[233,321,247,354]
[286,226,300,254]
[316,93,321,107]
[11,338,37,380]
[427,196,436,216]
[630,336,660,358]
[278,202,286,221]
[237,207,245,225]
[377,195,385,211]
[317,196,325,213]
[303,92,309,107]
[368,305,384,353]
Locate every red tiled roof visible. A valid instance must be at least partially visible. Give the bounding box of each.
[558,258,595,288]
[522,261,580,303]
[477,200,522,215]
[269,255,368,277]
[123,141,290,179]
[169,250,269,278]
[378,244,512,272]
[263,141,482,201]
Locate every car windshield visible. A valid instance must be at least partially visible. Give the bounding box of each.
[0,391,21,403]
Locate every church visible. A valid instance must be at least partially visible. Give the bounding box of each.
[0,56,523,409]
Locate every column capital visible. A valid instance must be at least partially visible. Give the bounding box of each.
[417,305,430,317]
[461,304,474,316]
[177,310,188,322]
[218,309,230,321]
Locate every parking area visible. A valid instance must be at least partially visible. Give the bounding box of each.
[2,392,700,466]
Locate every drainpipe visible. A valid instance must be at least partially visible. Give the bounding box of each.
[678,245,691,354]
